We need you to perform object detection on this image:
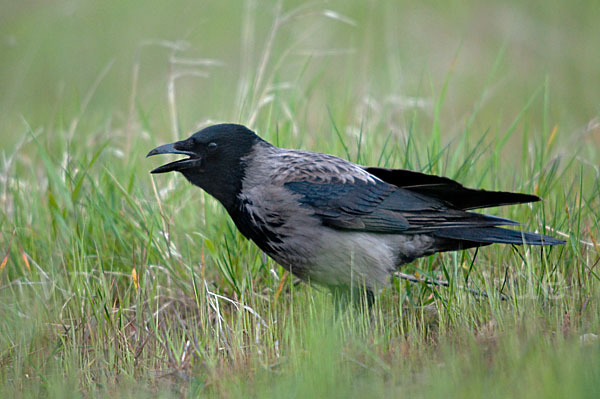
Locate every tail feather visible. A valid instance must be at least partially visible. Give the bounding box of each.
[434,226,565,246]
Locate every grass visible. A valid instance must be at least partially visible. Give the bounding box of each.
[1,0,599,397]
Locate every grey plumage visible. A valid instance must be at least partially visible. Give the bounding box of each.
[147,123,564,298]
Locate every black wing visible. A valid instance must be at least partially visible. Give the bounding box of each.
[364,167,540,210]
[284,178,518,234]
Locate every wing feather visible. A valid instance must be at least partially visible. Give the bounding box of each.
[284,178,517,234]
[270,150,524,234]
[364,167,540,210]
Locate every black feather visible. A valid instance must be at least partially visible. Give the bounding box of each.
[365,167,540,210]
[434,226,564,246]
[285,179,520,234]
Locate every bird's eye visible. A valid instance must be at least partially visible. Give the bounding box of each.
[207,142,218,151]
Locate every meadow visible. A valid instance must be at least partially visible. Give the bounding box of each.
[1,1,599,397]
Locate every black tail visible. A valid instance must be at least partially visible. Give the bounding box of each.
[434,226,565,246]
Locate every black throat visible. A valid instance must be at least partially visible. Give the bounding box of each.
[182,159,249,211]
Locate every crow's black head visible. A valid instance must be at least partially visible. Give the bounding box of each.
[147,123,263,209]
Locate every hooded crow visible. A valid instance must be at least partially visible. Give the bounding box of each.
[148,123,563,300]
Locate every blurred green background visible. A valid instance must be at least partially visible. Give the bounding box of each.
[2,0,599,150]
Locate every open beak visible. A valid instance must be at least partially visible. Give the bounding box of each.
[147,141,200,174]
